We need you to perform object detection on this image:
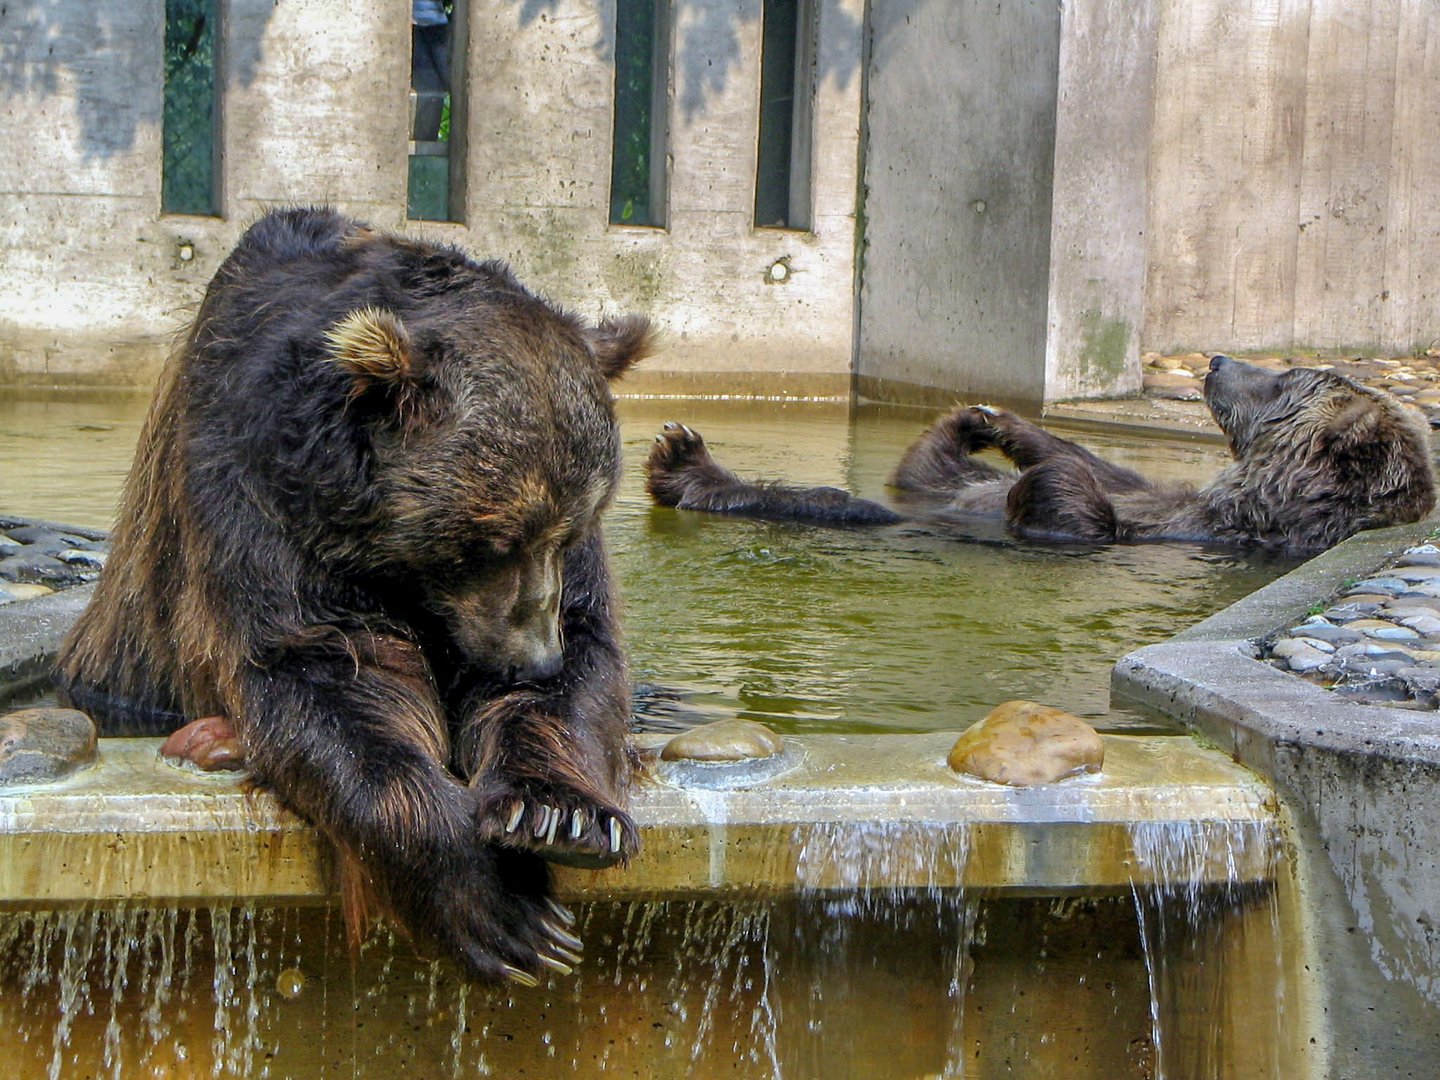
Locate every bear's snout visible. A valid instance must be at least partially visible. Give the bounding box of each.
[441,554,566,684]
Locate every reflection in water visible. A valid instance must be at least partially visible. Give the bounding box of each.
[0,393,1299,734]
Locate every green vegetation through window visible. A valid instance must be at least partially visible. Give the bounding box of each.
[163,0,221,217]
[408,0,468,222]
[610,0,670,228]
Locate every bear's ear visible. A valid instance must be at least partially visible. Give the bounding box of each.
[324,307,420,394]
[1322,394,1383,451]
[585,315,655,380]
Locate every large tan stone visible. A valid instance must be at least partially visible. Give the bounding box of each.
[948,701,1104,786]
[660,719,784,762]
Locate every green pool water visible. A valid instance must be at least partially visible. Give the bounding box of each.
[0,391,1296,736]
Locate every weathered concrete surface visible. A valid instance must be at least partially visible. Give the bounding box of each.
[1114,519,1440,1076]
[0,0,867,391]
[1042,0,1157,402]
[857,0,1060,405]
[0,733,1278,904]
[1145,1,1440,356]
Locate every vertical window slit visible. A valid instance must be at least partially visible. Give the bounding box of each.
[610,0,671,228]
[755,0,815,231]
[409,0,468,223]
[163,0,222,217]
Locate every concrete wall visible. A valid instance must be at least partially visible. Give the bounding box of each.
[3,1,1439,396]
[1145,0,1440,357]
[1115,520,1440,1076]
[856,0,1061,406]
[464,0,868,398]
[0,0,867,393]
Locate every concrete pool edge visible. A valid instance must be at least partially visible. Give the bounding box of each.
[1113,517,1440,1074]
[0,732,1279,905]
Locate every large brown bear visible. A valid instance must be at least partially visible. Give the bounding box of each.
[647,357,1435,553]
[55,208,651,986]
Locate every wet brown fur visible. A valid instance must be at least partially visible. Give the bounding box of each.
[55,208,652,984]
[648,357,1435,553]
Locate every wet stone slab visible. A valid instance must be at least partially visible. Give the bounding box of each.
[0,734,1278,905]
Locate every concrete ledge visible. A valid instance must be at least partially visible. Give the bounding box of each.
[1113,517,1440,1071]
[0,733,1277,906]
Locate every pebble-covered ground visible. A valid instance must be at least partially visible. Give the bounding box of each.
[0,518,109,606]
[1263,542,1440,709]
[1142,350,1440,428]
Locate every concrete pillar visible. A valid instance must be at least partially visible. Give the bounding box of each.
[856,0,1061,407]
[1042,0,1159,402]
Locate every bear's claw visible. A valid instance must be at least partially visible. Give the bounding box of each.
[482,787,639,869]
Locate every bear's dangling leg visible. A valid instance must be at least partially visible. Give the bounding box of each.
[238,630,580,986]
[160,715,246,771]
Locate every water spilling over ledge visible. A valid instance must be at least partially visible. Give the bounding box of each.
[0,733,1278,903]
[0,731,1300,1078]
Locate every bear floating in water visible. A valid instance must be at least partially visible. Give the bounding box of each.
[647,356,1435,553]
[56,208,652,986]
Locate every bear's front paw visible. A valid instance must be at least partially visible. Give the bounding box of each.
[395,845,583,987]
[647,421,711,474]
[930,405,1003,453]
[477,780,640,870]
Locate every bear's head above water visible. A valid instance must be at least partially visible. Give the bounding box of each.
[312,242,653,682]
[1201,355,1435,549]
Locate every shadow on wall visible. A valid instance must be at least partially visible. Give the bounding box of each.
[0,0,868,159]
[0,1,273,160]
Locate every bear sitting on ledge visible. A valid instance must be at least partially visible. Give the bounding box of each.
[55,208,652,987]
[647,357,1436,554]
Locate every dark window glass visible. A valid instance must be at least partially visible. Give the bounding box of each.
[610,0,669,227]
[163,0,221,217]
[409,0,467,222]
[755,0,814,230]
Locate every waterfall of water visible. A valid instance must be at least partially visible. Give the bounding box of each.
[1128,819,1287,1080]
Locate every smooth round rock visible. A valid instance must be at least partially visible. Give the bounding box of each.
[948,701,1103,787]
[1337,593,1399,606]
[1393,566,1440,582]
[1366,625,1421,642]
[1323,603,1382,622]
[0,554,70,584]
[1286,623,1361,646]
[1272,640,1332,672]
[1387,595,1440,613]
[1348,579,1408,596]
[661,719,784,762]
[0,708,97,785]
